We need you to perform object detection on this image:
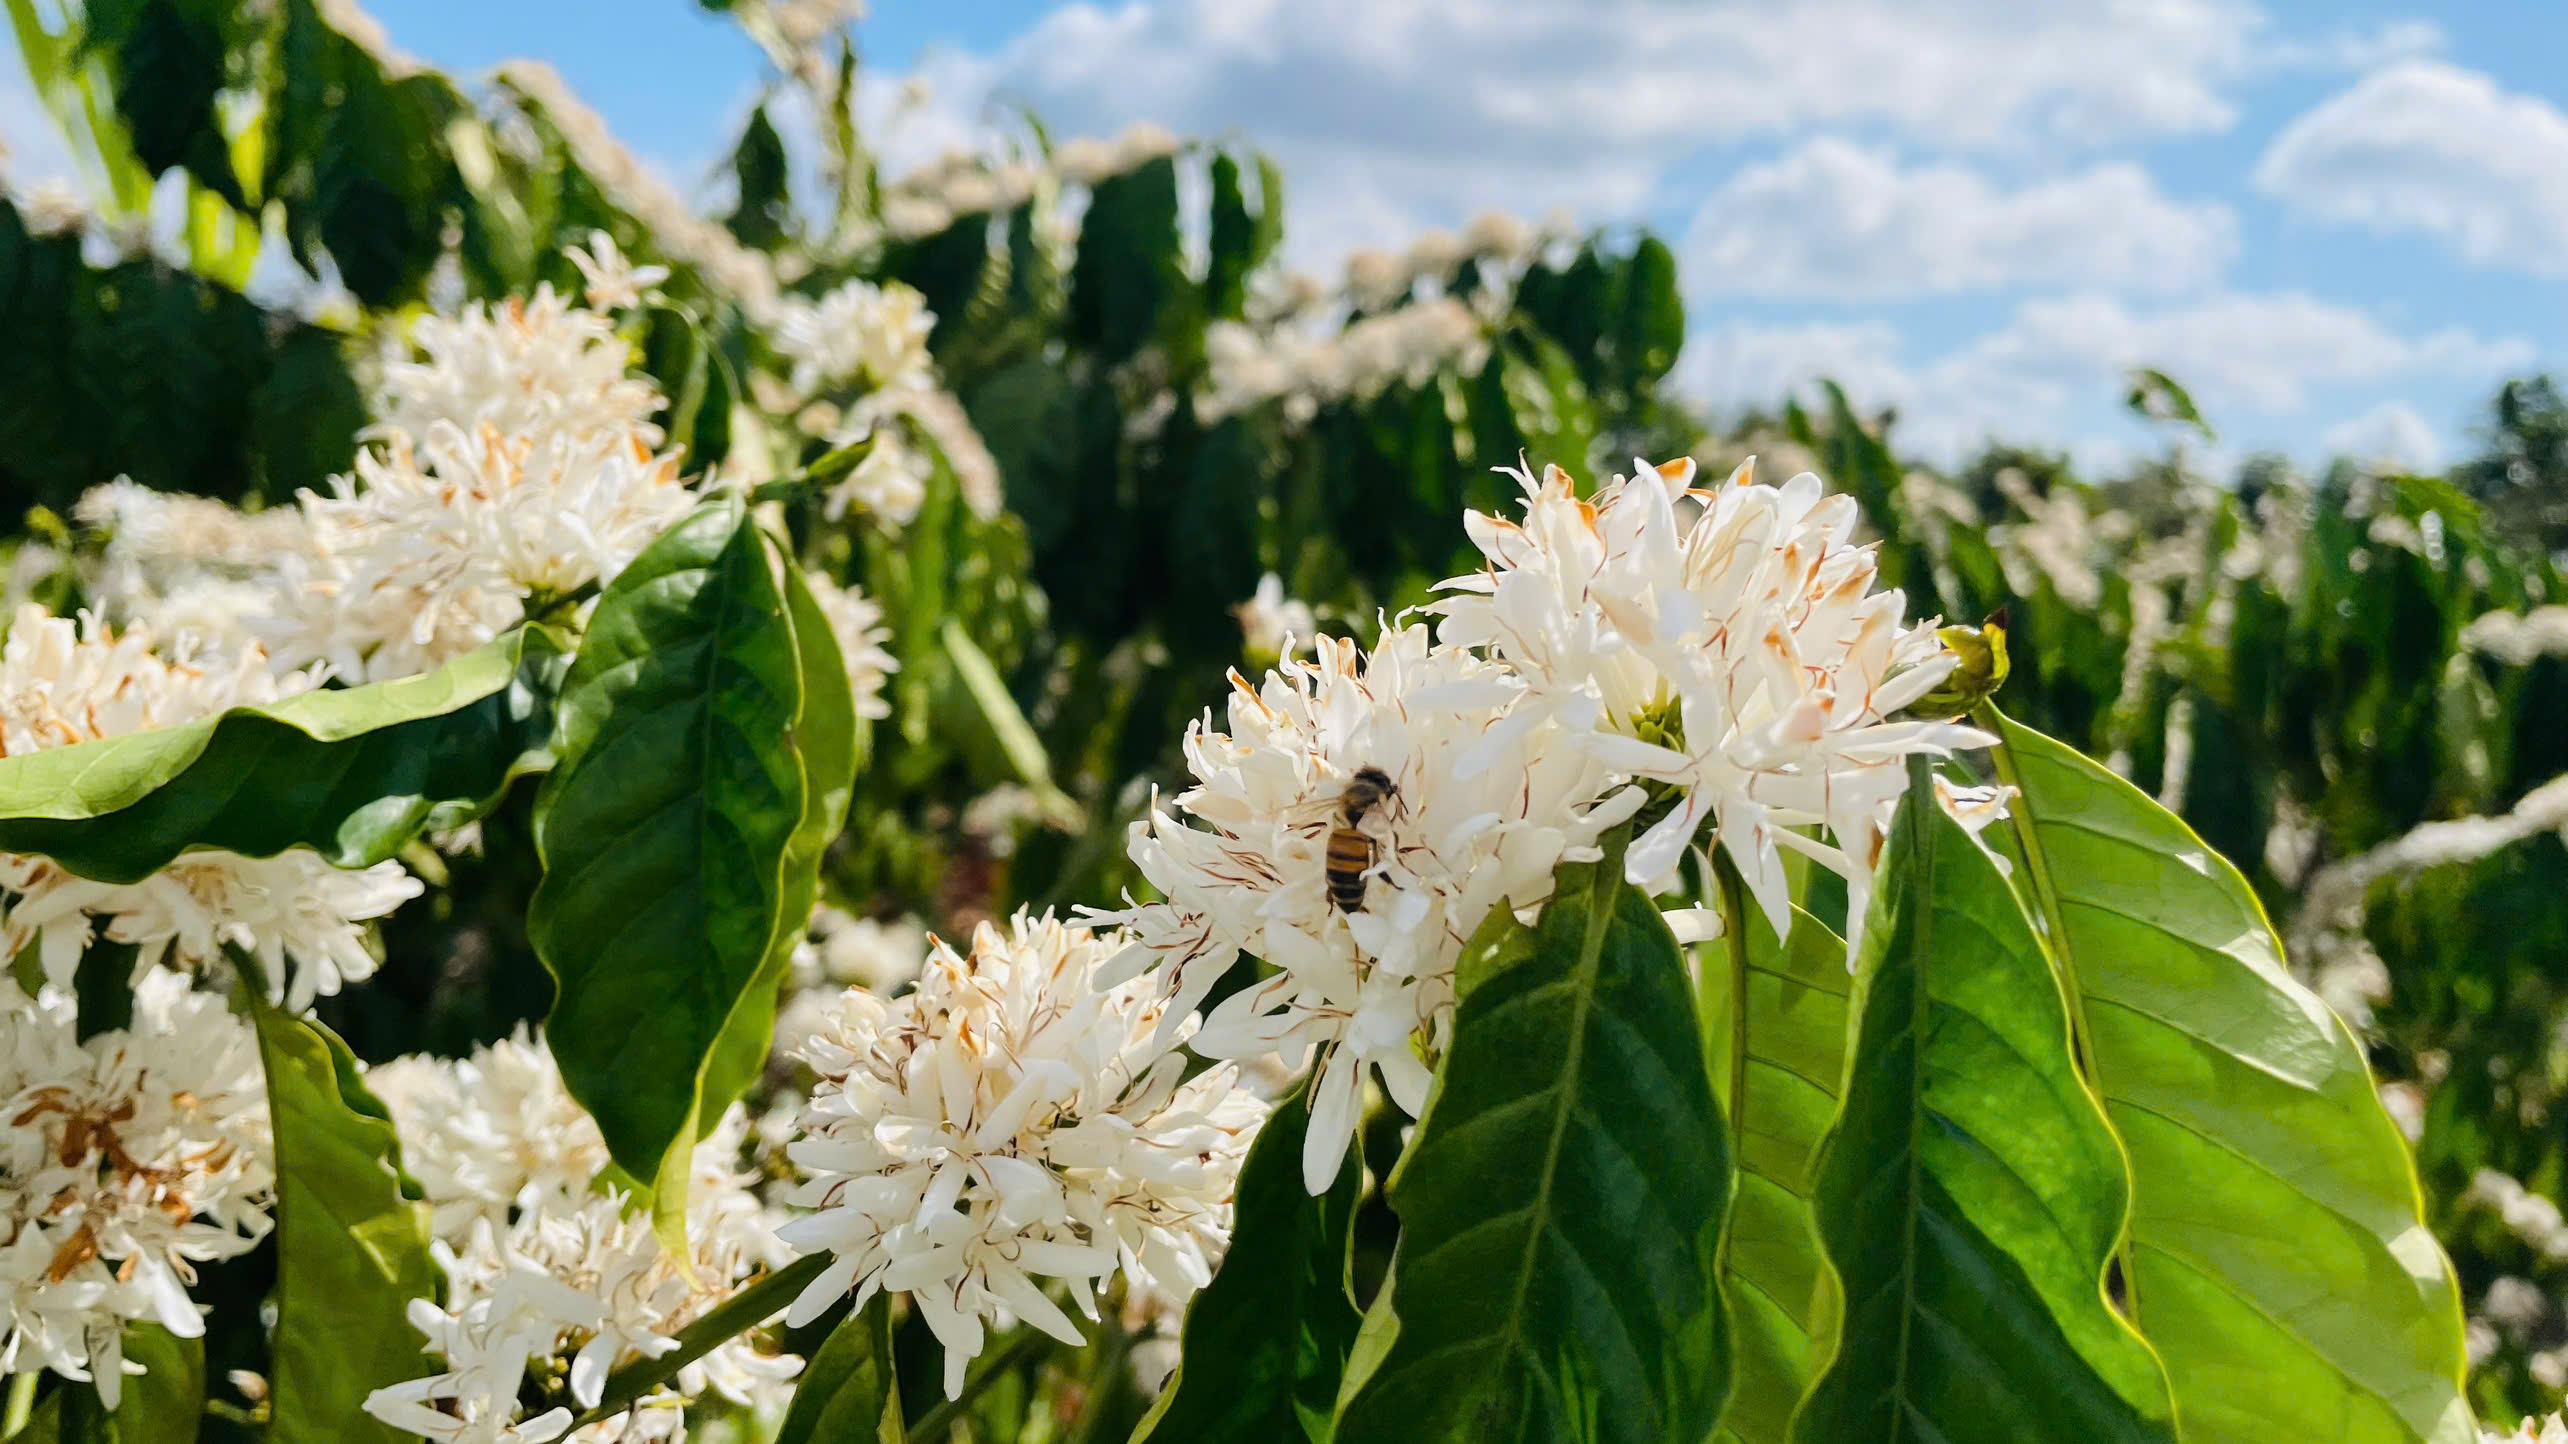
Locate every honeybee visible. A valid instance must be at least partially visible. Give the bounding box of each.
[1324,766,1401,913]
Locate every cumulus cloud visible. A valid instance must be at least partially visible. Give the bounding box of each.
[2324,401,2444,471]
[2257,60,2568,276]
[878,0,2271,266]
[1688,293,2529,463]
[1684,140,2235,300]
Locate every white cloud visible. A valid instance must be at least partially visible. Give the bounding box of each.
[884,0,2270,267]
[1686,292,2530,464]
[2324,400,2443,471]
[1684,140,2234,300]
[2256,60,2568,276]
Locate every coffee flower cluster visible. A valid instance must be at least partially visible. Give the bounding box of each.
[364,1033,798,1444]
[0,607,419,1009]
[1097,456,1998,1193]
[1,968,272,1407]
[777,911,1265,1396]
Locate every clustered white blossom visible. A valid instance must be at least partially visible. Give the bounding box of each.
[1091,622,1630,1191]
[0,607,420,1009]
[778,911,1264,1396]
[1434,456,2001,949]
[364,1032,799,1444]
[1093,455,1997,1194]
[772,906,929,1061]
[2486,1414,2568,1444]
[1338,208,1555,313]
[258,282,697,681]
[770,279,935,399]
[1200,296,1490,424]
[803,574,899,722]
[1,968,271,1406]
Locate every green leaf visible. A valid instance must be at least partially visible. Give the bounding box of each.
[249,998,440,1444]
[528,496,805,1226]
[1698,905,1847,1444]
[724,104,791,250]
[0,629,558,882]
[1614,235,1683,390]
[1204,151,1255,321]
[1332,840,1733,1444]
[1794,758,2178,1444]
[682,556,862,1180]
[1131,1081,1362,1443]
[776,1295,901,1444]
[1983,711,2475,1444]
[28,1323,204,1441]
[1068,154,1182,364]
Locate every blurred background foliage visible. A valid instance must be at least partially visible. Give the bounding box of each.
[6,0,2568,1426]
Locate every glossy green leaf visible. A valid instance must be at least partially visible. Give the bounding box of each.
[775,1295,900,1444]
[1795,759,2178,1444]
[1984,711,2475,1444]
[685,557,862,1160]
[1333,843,1732,1444]
[1699,904,1847,1444]
[529,495,805,1222]
[1132,1081,1362,1443]
[0,628,558,882]
[250,999,439,1444]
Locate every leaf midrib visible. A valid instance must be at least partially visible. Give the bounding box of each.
[1485,854,1619,1416]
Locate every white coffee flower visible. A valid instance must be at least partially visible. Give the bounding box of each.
[770,279,935,399]
[1,968,272,1407]
[1087,624,1628,1193]
[0,607,420,1010]
[2483,1414,2568,1444]
[777,911,1266,1397]
[802,574,898,721]
[1434,457,1994,953]
[366,1041,798,1444]
[562,231,669,312]
[1235,573,1316,661]
[773,909,929,1061]
[367,1028,761,1250]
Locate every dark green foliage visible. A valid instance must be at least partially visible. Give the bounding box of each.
[1131,1084,1363,1443]
[724,105,793,251]
[0,201,363,510]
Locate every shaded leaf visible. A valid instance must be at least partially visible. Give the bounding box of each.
[1068,154,1182,364]
[1131,1081,1362,1443]
[1794,758,2178,1444]
[776,1295,901,1444]
[0,629,559,883]
[1698,905,1847,1444]
[1333,841,1732,1444]
[249,999,439,1444]
[1984,711,2475,1444]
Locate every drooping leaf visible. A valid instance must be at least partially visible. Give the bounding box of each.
[1794,758,2178,1444]
[775,1295,901,1444]
[0,628,559,882]
[1131,1081,1362,1443]
[528,496,805,1223]
[249,998,440,1444]
[1984,711,2475,1444]
[1332,841,1732,1444]
[1697,904,1847,1444]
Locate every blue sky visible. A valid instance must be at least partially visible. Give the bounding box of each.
[10,1,2567,475]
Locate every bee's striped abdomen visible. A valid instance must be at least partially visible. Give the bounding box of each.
[1325,826,1376,912]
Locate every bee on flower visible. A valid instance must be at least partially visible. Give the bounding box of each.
[1087,623,1632,1193]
